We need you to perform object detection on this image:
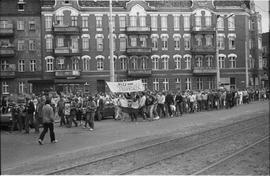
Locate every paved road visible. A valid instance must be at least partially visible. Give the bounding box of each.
[1,101,268,172]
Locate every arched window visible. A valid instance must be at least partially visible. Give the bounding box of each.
[206,55,213,67]
[218,54,226,69]
[161,55,169,70]
[152,55,159,70]
[184,55,191,69]
[82,55,91,71]
[72,57,79,70]
[173,55,181,69]
[195,55,203,67]
[119,55,127,70]
[228,54,237,68]
[45,56,54,71]
[96,55,104,71]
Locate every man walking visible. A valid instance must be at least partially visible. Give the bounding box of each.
[38,99,57,145]
[25,97,35,133]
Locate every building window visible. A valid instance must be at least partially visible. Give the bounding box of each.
[82,37,89,51]
[217,17,224,30]
[57,57,64,70]
[17,21,24,30]
[96,16,102,30]
[30,60,36,72]
[205,16,211,26]
[130,16,137,27]
[184,55,191,69]
[1,60,9,71]
[139,16,146,27]
[228,36,236,50]
[185,78,191,90]
[29,40,35,51]
[217,35,225,50]
[174,16,180,30]
[183,16,190,30]
[174,36,181,50]
[205,35,213,47]
[229,55,237,68]
[97,57,104,71]
[152,36,158,50]
[196,78,203,90]
[19,81,25,94]
[119,16,126,30]
[161,35,168,50]
[141,79,148,89]
[195,16,201,27]
[139,57,147,69]
[163,78,169,91]
[228,16,235,31]
[207,77,214,89]
[174,56,181,69]
[161,56,169,70]
[184,35,190,50]
[153,78,159,91]
[82,57,90,71]
[18,3,25,11]
[29,21,35,31]
[151,16,158,30]
[130,36,137,47]
[46,58,54,71]
[195,35,203,46]
[96,37,103,51]
[71,16,78,26]
[152,56,159,70]
[176,78,181,90]
[72,58,79,70]
[45,16,52,31]
[46,37,53,50]
[219,55,226,69]
[195,56,203,67]
[2,82,9,94]
[140,36,147,47]
[18,60,25,72]
[119,37,126,51]
[82,16,88,28]
[206,55,213,67]
[130,56,137,69]
[17,40,24,51]
[161,16,167,31]
[57,37,64,47]
[55,15,64,25]
[120,56,127,70]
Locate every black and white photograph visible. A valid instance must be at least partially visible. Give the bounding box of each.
[0,0,269,175]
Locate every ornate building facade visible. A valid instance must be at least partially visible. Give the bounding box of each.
[0,0,264,95]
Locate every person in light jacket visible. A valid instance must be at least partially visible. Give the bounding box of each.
[38,99,57,145]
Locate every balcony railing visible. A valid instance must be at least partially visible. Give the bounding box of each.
[0,23,14,36]
[127,69,152,77]
[192,26,215,32]
[193,67,217,75]
[0,46,15,57]
[191,46,215,53]
[54,47,80,55]
[126,26,151,34]
[126,47,152,55]
[0,64,16,78]
[53,25,80,34]
[55,70,80,78]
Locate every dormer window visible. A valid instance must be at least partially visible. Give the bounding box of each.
[17,0,25,11]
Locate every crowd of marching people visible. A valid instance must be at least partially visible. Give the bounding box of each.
[1,87,269,135]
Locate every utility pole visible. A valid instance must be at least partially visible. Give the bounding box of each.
[109,0,115,82]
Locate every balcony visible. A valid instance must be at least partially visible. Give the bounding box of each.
[191,26,215,33]
[193,67,217,75]
[0,46,15,57]
[0,64,16,79]
[55,70,80,78]
[191,46,215,53]
[0,23,14,36]
[127,69,152,77]
[53,25,80,35]
[126,26,151,34]
[126,47,152,55]
[54,47,80,56]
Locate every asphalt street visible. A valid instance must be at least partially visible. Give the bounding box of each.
[1,101,268,172]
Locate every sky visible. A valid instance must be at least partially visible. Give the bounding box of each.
[254,0,269,33]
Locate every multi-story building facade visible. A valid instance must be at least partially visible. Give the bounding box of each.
[1,0,264,96]
[262,32,269,88]
[0,0,42,96]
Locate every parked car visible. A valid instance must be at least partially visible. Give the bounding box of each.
[95,102,115,121]
[0,109,13,130]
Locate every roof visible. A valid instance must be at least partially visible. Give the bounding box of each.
[0,0,41,16]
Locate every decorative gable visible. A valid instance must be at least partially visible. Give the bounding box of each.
[126,0,152,11]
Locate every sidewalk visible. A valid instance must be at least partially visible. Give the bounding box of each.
[1,101,268,172]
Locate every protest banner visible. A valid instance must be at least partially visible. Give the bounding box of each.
[106,80,145,93]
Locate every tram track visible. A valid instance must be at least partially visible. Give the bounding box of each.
[43,115,268,175]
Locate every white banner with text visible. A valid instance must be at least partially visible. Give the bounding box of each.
[106,80,145,93]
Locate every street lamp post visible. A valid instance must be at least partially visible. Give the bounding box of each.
[109,0,115,82]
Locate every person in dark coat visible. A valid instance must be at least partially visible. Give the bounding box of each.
[24,97,35,133]
[165,92,174,117]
